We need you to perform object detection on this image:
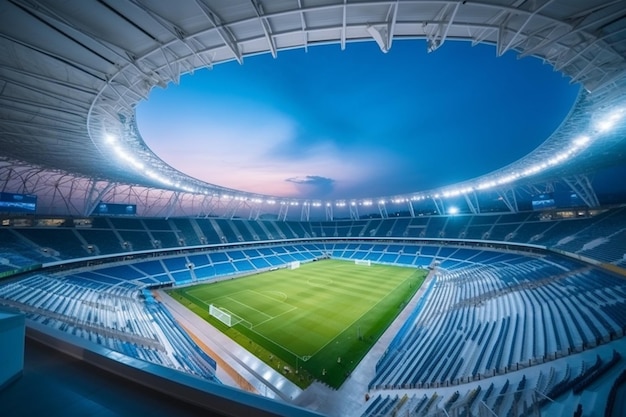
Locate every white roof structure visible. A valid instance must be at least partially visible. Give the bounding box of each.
[1,0,625,218]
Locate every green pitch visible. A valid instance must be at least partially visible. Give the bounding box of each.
[167,259,426,388]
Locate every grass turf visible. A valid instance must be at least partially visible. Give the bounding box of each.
[167,259,426,388]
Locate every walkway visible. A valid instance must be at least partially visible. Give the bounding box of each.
[158,290,302,401]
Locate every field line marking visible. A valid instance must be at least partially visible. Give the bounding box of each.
[184,290,211,308]
[245,289,298,328]
[253,305,298,328]
[225,296,273,322]
[248,289,297,310]
[249,289,288,304]
[304,269,421,359]
[243,324,305,361]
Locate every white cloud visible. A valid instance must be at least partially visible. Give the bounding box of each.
[141,108,401,198]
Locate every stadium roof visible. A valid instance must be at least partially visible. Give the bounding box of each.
[1,0,626,209]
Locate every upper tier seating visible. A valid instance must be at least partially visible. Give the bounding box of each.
[1,206,625,271]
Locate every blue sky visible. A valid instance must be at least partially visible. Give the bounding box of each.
[136,40,580,200]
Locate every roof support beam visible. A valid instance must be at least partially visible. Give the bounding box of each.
[297,0,308,52]
[325,204,333,221]
[0,32,106,82]
[464,192,480,214]
[0,115,86,133]
[498,188,518,213]
[519,1,626,58]
[251,0,277,58]
[349,203,359,220]
[499,0,555,56]
[366,1,398,54]
[0,95,84,119]
[226,198,246,220]
[300,202,310,222]
[590,68,626,94]
[431,198,444,216]
[0,63,97,99]
[248,204,261,221]
[563,175,600,208]
[340,0,347,51]
[0,166,17,193]
[194,0,243,64]
[50,176,83,215]
[426,2,460,53]
[83,180,115,216]
[278,202,289,222]
[10,0,116,67]
[197,194,217,219]
[27,0,209,88]
[407,200,415,218]
[164,192,181,220]
[17,0,167,91]
[387,1,398,52]
[569,53,604,84]
[552,26,626,73]
[378,202,388,219]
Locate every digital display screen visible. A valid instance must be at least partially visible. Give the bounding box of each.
[532,193,556,210]
[0,192,37,213]
[92,202,137,216]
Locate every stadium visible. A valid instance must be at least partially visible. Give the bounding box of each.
[1,1,626,416]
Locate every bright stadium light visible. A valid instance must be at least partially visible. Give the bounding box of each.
[448,206,459,215]
[596,108,624,133]
[573,135,590,147]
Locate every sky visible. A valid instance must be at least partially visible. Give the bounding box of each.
[136,40,580,200]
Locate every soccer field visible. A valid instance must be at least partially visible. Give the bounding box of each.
[167,259,426,388]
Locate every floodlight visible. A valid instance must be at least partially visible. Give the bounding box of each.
[596,109,624,133]
[573,135,590,147]
[448,206,459,215]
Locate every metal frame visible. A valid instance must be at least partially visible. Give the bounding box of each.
[1,0,625,218]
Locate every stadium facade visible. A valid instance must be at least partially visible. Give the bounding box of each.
[1,1,626,417]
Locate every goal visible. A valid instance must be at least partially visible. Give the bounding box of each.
[289,261,301,270]
[209,304,240,327]
[355,259,371,266]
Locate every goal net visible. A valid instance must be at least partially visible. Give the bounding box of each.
[209,304,240,327]
[355,259,371,266]
[289,261,301,270]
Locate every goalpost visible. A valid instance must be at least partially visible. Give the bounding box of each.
[209,304,241,327]
[355,259,371,266]
[289,261,301,270]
